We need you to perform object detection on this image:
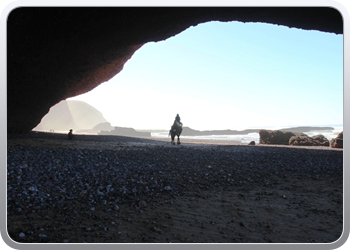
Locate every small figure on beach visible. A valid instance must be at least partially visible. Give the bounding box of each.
[68,129,73,140]
[169,114,183,145]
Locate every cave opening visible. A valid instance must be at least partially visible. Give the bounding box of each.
[34,20,343,140]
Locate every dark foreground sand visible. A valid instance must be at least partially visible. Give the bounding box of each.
[7,132,343,243]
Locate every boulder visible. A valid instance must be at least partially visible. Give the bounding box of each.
[248,141,255,145]
[289,134,330,147]
[259,129,306,145]
[330,131,343,148]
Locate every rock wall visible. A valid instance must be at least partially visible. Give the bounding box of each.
[7,7,343,133]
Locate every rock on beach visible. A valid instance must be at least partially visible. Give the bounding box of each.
[259,129,306,145]
[331,131,343,148]
[289,134,330,147]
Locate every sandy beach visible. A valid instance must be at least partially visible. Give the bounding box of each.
[7,132,343,243]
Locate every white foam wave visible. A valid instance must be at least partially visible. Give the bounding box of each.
[151,126,343,144]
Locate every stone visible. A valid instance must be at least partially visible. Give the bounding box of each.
[330,131,343,148]
[289,134,330,147]
[248,141,255,145]
[259,129,306,145]
[39,234,50,242]
[138,200,147,208]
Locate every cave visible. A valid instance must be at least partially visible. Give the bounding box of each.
[7,7,343,133]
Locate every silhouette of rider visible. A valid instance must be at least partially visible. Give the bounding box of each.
[174,114,183,127]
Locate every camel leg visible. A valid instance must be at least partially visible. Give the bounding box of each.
[177,135,181,144]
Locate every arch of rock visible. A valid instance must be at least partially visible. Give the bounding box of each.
[7,7,343,133]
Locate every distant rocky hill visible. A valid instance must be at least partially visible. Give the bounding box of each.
[99,127,151,137]
[33,100,108,132]
[278,126,335,133]
[93,122,114,132]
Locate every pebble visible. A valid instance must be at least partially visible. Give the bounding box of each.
[7,132,343,243]
[138,200,147,208]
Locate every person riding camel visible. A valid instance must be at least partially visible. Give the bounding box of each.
[174,114,183,127]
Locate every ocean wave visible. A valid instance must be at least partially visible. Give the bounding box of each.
[151,126,343,144]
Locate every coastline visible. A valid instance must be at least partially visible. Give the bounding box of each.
[33,124,343,145]
[7,131,343,151]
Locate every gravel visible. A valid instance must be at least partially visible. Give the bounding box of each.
[7,132,343,243]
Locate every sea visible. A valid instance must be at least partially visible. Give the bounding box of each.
[150,125,343,144]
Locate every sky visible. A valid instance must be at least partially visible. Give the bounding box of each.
[68,20,343,131]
